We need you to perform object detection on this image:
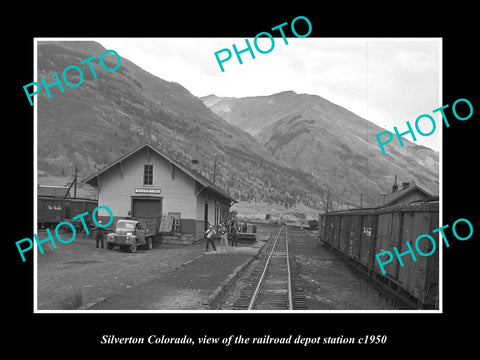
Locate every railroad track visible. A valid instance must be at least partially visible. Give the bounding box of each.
[232,226,307,310]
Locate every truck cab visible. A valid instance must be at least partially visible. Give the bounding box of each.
[106,219,154,253]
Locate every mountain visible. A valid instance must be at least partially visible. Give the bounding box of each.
[36,41,326,209]
[202,91,301,137]
[37,41,438,212]
[201,92,439,206]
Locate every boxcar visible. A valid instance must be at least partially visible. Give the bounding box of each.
[37,196,98,230]
[318,200,439,309]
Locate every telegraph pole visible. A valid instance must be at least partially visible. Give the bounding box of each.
[212,153,220,184]
[213,159,218,184]
[73,166,77,198]
[65,166,78,198]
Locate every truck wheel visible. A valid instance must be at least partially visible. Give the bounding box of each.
[146,237,153,250]
[129,241,137,253]
[107,243,114,250]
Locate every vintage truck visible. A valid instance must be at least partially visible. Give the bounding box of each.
[106,218,156,253]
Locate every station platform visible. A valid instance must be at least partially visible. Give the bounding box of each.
[87,242,265,310]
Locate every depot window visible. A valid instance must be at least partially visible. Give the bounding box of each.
[143,164,153,185]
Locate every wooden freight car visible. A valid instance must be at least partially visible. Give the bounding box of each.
[318,200,439,309]
[37,196,98,230]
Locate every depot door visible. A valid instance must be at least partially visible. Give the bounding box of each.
[131,197,162,232]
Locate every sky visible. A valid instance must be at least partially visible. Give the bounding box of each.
[97,37,441,152]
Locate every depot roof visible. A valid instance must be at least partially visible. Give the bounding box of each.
[83,143,236,203]
[383,184,432,206]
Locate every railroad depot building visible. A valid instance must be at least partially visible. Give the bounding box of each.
[83,143,235,242]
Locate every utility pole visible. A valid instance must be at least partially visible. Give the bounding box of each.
[213,159,218,184]
[73,166,77,198]
[212,153,220,184]
[360,194,363,208]
[65,166,78,198]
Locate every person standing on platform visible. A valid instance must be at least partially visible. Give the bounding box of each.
[230,221,238,247]
[205,224,216,252]
[219,221,229,251]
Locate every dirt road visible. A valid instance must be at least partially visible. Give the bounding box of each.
[37,231,206,310]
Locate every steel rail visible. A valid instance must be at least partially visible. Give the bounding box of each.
[247,225,293,310]
[247,226,283,310]
[285,226,293,310]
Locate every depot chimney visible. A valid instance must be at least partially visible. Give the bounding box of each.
[392,175,398,193]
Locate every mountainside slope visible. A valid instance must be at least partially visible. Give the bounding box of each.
[202,92,439,206]
[37,41,326,209]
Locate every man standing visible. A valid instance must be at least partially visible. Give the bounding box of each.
[96,221,105,250]
[219,221,229,251]
[205,224,216,252]
[230,221,238,247]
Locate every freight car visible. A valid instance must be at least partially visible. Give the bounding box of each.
[318,200,439,309]
[37,196,98,230]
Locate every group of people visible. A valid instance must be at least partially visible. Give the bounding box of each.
[94,218,248,253]
[204,219,240,253]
